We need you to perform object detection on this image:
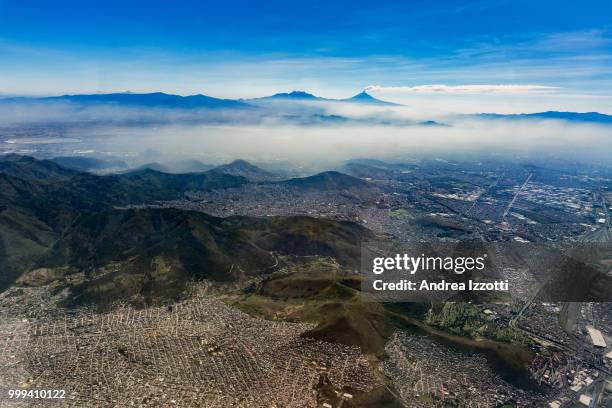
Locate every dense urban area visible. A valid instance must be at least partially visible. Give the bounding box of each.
[0,131,611,407]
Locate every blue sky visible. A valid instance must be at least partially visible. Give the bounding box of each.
[1,0,611,112]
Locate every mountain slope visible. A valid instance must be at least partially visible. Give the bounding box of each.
[130,162,172,173]
[251,91,322,102]
[0,156,249,208]
[51,156,128,172]
[0,154,76,183]
[165,159,215,173]
[35,208,372,307]
[1,156,375,303]
[341,91,400,106]
[0,156,249,289]
[211,159,276,181]
[282,171,369,191]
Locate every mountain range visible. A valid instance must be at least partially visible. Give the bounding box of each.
[250,90,400,106]
[2,90,399,109]
[477,111,612,124]
[0,155,373,303]
[4,92,251,109]
[2,91,611,124]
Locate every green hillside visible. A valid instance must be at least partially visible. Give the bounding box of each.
[1,156,374,307]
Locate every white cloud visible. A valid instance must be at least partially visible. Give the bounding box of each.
[364,84,560,94]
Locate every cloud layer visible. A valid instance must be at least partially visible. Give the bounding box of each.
[86,119,612,169]
[365,84,560,94]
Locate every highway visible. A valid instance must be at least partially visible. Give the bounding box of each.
[502,172,533,221]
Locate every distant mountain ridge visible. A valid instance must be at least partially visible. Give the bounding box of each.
[3,92,251,109]
[2,90,401,108]
[478,111,612,124]
[4,91,611,124]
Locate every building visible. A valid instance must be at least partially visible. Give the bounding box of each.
[579,394,592,406]
[586,326,607,348]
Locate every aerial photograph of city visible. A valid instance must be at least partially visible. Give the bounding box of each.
[0,1,611,407]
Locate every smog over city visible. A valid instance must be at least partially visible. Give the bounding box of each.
[2,101,612,166]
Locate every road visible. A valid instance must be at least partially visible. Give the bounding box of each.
[502,172,532,221]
